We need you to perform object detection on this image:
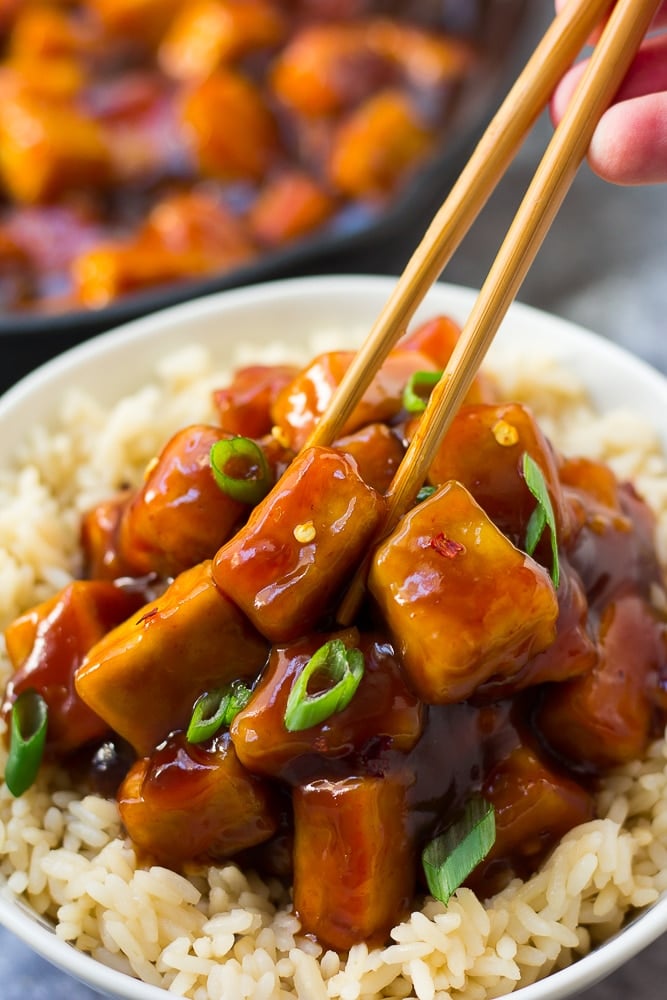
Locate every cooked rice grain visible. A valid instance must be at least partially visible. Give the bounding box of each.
[1,344,667,999]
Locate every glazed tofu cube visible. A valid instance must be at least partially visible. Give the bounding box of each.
[248,170,335,248]
[118,731,278,864]
[0,94,111,203]
[334,422,405,494]
[557,456,663,606]
[292,773,414,950]
[270,22,393,117]
[75,561,269,755]
[0,57,85,103]
[180,69,278,181]
[80,492,136,581]
[328,90,434,198]
[2,581,144,755]
[145,189,256,260]
[470,744,594,896]
[536,590,666,771]
[368,20,475,90]
[72,241,200,308]
[399,314,497,403]
[8,6,87,60]
[212,363,298,438]
[87,0,185,46]
[272,347,437,451]
[474,561,597,700]
[74,191,256,307]
[213,446,386,642]
[559,455,624,511]
[230,630,423,781]
[368,481,558,704]
[427,402,571,548]
[117,425,254,577]
[73,238,249,308]
[159,0,286,80]
[270,350,353,451]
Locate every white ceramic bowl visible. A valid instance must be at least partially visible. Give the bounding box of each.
[1,275,666,1000]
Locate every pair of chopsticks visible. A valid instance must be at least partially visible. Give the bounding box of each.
[304,0,662,624]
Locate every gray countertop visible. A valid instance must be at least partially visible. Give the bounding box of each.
[1,3,666,997]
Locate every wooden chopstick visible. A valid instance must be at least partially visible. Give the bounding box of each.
[384,0,661,517]
[336,0,662,626]
[305,0,616,451]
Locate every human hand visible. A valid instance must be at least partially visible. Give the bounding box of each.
[551,0,667,184]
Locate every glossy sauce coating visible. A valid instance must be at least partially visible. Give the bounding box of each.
[2,580,145,755]
[212,445,386,642]
[231,629,423,783]
[4,315,667,954]
[118,730,279,864]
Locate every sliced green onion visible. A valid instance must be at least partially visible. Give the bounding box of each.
[416,485,437,503]
[522,452,560,587]
[187,681,253,743]
[5,689,48,797]
[210,437,272,505]
[422,796,496,905]
[284,639,364,732]
[402,370,442,414]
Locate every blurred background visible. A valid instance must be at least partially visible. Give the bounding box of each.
[330,3,667,376]
[2,0,663,392]
[0,0,663,392]
[1,0,666,997]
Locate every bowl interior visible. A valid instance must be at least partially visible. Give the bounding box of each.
[1,275,667,1000]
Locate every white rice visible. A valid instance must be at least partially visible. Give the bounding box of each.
[1,340,667,999]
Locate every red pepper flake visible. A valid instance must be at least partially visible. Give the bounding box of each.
[137,607,159,624]
[430,533,465,558]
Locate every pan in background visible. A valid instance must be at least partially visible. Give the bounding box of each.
[0,0,535,394]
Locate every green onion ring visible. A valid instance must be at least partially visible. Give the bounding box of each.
[5,689,48,798]
[210,437,272,505]
[402,370,443,414]
[187,681,253,744]
[284,639,365,732]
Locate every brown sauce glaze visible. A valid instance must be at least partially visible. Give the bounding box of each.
[4,317,667,952]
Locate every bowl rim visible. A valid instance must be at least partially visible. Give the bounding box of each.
[1,273,667,1000]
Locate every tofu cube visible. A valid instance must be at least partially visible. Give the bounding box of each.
[180,69,278,181]
[292,773,414,950]
[3,580,144,754]
[427,402,570,548]
[118,731,278,864]
[75,561,269,755]
[0,94,111,203]
[213,446,386,642]
[536,590,664,771]
[231,630,423,780]
[369,481,558,703]
[470,744,594,896]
